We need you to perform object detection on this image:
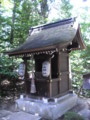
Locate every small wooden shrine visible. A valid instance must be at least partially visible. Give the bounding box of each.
[7,18,85,98]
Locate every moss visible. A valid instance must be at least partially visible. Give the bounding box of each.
[64,112,84,120]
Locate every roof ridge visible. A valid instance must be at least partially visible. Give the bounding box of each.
[30,17,76,31]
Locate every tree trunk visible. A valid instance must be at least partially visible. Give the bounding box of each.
[10,0,16,44]
[40,0,48,19]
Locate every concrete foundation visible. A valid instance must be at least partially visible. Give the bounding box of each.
[16,93,78,120]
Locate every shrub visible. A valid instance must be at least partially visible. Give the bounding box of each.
[64,112,84,120]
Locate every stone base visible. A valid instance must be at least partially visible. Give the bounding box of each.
[16,93,78,120]
[9,111,41,120]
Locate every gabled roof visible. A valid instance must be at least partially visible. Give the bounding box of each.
[7,18,85,56]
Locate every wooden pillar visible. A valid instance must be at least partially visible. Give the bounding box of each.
[68,57,72,91]
[57,49,61,94]
[58,51,60,78]
[23,58,28,94]
[49,57,52,97]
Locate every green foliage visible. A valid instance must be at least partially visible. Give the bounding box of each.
[0,0,50,80]
[60,0,73,18]
[85,90,90,98]
[70,14,90,96]
[55,0,73,19]
[0,54,18,79]
[64,112,84,120]
[12,0,47,45]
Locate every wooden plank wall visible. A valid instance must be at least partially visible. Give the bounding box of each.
[59,52,69,94]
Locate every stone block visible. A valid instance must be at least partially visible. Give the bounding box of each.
[16,93,78,120]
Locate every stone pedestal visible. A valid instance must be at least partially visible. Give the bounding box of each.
[16,93,78,120]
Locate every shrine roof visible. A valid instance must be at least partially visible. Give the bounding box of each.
[6,17,85,56]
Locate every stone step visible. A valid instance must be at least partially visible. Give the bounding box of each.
[0,111,41,120]
[10,112,41,120]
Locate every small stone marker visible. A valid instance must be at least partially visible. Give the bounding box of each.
[83,73,90,89]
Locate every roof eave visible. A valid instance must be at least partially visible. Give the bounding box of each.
[8,45,57,56]
[78,24,86,49]
[7,40,72,56]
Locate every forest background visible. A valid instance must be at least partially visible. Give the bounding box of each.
[0,0,90,97]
